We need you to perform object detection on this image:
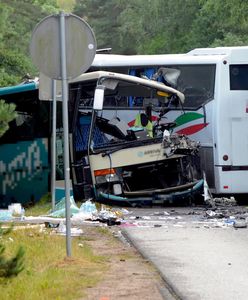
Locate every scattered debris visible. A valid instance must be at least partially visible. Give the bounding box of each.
[153,211,170,216]
[0,210,13,221]
[233,221,247,229]
[205,210,216,218]
[0,203,25,221]
[203,173,237,209]
[44,222,59,228]
[56,221,83,236]
[141,216,151,220]
[1,194,248,232]
[49,196,80,217]
[8,203,24,217]
[80,200,97,213]
[203,172,213,206]
[97,209,122,225]
[212,197,237,207]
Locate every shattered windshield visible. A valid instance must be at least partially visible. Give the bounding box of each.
[175,64,215,109]
[129,64,216,110]
[70,76,178,156]
[74,78,170,109]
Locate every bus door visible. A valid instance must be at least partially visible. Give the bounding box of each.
[229,64,248,166]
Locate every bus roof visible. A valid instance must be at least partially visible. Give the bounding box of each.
[91,46,248,67]
[0,81,38,96]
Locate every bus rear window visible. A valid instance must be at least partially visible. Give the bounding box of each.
[230,65,248,90]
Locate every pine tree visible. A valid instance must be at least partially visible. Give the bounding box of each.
[0,226,25,278]
[0,99,24,278]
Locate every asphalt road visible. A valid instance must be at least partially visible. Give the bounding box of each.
[121,206,248,300]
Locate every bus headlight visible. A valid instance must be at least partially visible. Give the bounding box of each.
[94,168,120,184]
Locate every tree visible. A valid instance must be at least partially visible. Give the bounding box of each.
[74,0,203,54]
[0,49,35,86]
[189,0,248,48]
[74,0,126,53]
[0,0,59,86]
[0,226,25,278]
[122,0,201,54]
[0,99,17,138]
[0,98,24,278]
[75,0,248,55]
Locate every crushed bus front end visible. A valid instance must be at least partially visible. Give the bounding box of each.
[69,71,203,206]
[90,133,202,206]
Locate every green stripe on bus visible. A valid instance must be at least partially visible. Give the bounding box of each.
[175,112,204,127]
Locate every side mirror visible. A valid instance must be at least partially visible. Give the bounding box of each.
[93,85,105,110]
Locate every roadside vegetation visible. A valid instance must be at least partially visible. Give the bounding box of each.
[0,98,22,281]
[24,193,52,217]
[0,200,108,300]
[1,0,248,86]
[0,99,17,138]
[0,226,107,300]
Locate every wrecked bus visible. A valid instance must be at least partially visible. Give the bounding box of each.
[90,47,248,196]
[0,80,51,207]
[66,71,202,206]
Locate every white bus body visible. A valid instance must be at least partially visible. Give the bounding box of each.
[90,47,248,195]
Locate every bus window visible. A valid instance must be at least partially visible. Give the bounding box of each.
[72,81,129,109]
[0,85,51,207]
[103,95,129,107]
[230,65,248,90]
[0,101,50,143]
[129,65,216,110]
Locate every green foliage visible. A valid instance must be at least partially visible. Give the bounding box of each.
[189,0,248,48]
[57,0,75,12]
[2,0,248,85]
[0,0,59,86]
[0,245,25,277]
[74,0,248,54]
[74,0,202,54]
[0,225,13,236]
[74,0,126,53]
[0,225,25,278]
[0,49,36,86]
[0,99,17,137]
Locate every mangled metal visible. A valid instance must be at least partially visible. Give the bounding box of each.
[68,71,203,206]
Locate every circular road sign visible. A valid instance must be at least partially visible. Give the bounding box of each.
[30,13,96,79]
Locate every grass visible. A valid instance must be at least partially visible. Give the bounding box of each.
[24,193,52,217]
[25,202,51,217]
[0,198,108,299]
[0,227,107,300]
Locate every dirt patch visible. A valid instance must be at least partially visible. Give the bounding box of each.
[80,226,165,300]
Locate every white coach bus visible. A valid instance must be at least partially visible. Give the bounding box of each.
[89,47,248,195]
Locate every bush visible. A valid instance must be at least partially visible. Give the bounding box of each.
[0,99,17,138]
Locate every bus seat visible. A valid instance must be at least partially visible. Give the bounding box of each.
[75,115,109,152]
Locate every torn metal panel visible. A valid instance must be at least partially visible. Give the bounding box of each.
[69,71,203,206]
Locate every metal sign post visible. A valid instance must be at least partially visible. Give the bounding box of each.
[51,79,57,212]
[59,12,71,256]
[30,12,96,257]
